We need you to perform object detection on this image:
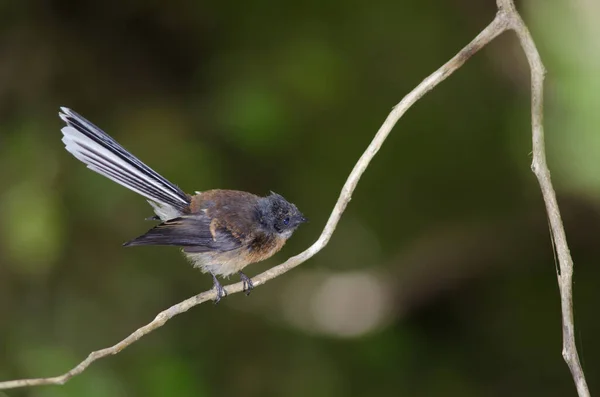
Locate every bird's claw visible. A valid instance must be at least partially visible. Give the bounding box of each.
[239,271,254,296]
[211,273,227,304]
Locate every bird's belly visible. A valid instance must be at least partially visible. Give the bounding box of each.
[183,235,287,277]
[184,248,253,277]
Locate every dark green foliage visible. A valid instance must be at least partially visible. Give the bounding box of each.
[0,1,598,396]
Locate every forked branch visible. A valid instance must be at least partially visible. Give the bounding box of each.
[0,1,589,395]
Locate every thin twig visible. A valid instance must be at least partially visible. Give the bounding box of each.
[0,2,589,395]
[0,16,505,389]
[495,0,591,396]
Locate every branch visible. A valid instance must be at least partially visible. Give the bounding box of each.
[0,2,589,395]
[494,1,591,396]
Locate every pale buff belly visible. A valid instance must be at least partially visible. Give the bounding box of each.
[183,235,287,277]
[184,248,254,277]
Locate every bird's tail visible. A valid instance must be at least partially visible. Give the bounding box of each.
[59,107,191,212]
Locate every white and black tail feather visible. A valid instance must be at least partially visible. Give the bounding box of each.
[59,107,190,213]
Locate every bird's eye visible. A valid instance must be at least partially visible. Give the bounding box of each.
[283,217,290,226]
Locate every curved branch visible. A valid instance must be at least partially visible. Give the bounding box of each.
[0,15,506,388]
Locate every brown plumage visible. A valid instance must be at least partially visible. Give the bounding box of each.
[125,189,297,277]
[59,108,307,302]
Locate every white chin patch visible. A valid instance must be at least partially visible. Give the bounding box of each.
[280,229,294,239]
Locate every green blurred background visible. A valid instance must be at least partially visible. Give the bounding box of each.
[1,0,599,396]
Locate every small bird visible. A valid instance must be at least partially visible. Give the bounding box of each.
[59,107,307,302]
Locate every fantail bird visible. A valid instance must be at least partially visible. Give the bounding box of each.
[58,107,307,302]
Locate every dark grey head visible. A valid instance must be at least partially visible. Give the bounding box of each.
[257,192,307,237]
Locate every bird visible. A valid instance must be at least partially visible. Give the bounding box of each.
[58,107,307,302]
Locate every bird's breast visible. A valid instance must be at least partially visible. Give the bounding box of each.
[246,233,287,263]
[184,233,287,277]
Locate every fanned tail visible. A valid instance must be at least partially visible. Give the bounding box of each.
[59,107,190,212]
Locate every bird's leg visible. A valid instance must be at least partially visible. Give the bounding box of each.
[239,271,254,296]
[211,272,227,304]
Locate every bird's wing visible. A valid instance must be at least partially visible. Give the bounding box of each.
[123,215,242,252]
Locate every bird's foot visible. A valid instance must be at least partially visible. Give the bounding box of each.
[239,271,254,296]
[211,273,227,304]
